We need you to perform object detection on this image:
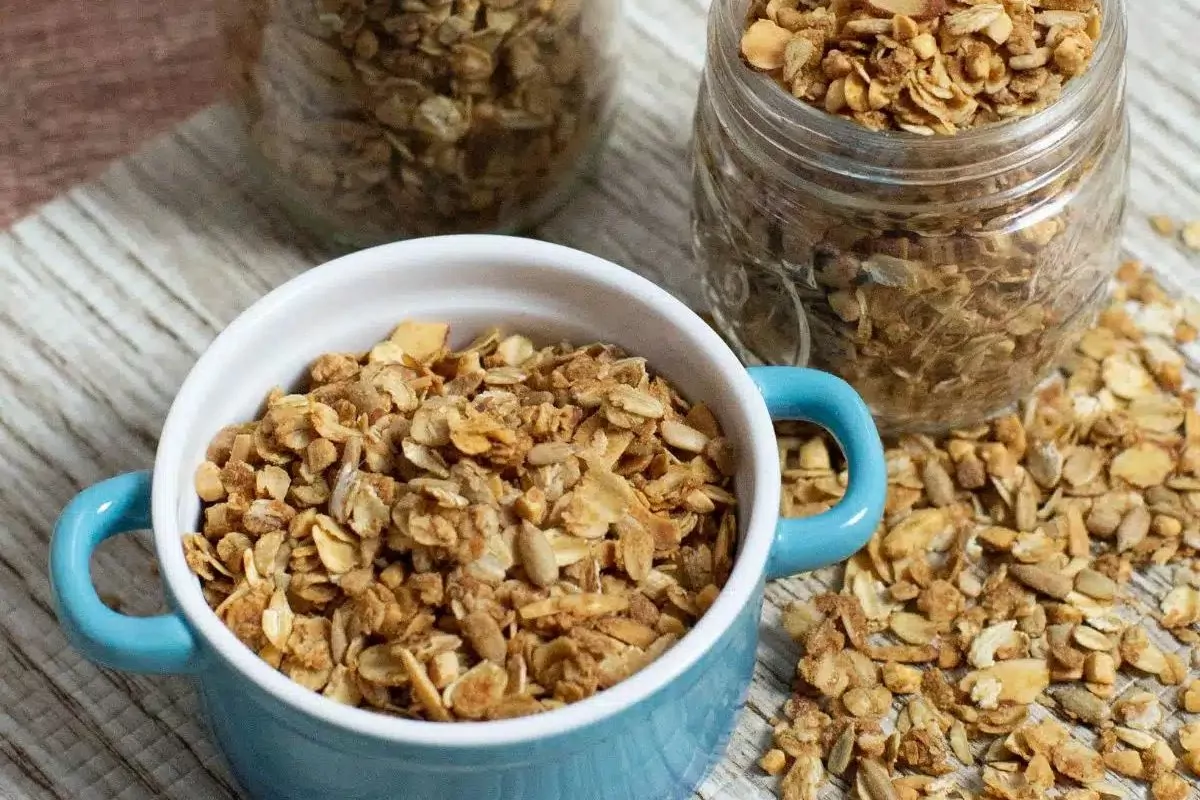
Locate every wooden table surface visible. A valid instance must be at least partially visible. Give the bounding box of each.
[0,0,216,228]
[3,3,1200,799]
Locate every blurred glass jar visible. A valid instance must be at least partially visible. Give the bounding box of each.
[692,0,1129,434]
[220,0,622,246]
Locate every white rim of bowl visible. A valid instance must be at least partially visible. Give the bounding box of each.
[152,235,780,748]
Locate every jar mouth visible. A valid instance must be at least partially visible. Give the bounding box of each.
[709,0,1128,186]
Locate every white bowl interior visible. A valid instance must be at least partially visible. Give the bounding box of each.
[154,236,780,747]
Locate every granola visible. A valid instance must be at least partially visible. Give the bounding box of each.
[185,322,737,721]
[741,0,1103,134]
[695,0,1127,434]
[220,0,619,242]
[764,263,1200,798]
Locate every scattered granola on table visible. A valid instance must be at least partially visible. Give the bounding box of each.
[184,322,738,722]
[762,263,1200,798]
[741,0,1103,135]
[1150,216,1177,238]
[219,0,620,243]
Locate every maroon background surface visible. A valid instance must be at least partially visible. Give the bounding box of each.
[1,2,219,227]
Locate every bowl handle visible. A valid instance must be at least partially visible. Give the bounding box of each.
[748,367,888,581]
[50,471,201,674]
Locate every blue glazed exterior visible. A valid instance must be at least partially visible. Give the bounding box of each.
[748,367,889,579]
[50,364,884,800]
[50,473,767,800]
[49,471,200,674]
[197,585,761,800]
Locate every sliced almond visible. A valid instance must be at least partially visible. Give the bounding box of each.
[889,612,938,645]
[740,19,792,70]
[311,514,358,574]
[944,3,1005,35]
[389,321,449,362]
[519,593,630,620]
[866,0,946,19]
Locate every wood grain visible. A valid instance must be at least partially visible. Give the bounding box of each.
[2,2,1200,799]
[0,0,217,228]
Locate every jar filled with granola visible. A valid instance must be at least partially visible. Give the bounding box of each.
[220,0,621,245]
[692,0,1129,434]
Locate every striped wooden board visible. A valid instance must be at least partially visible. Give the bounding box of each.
[0,0,217,228]
[2,2,1200,798]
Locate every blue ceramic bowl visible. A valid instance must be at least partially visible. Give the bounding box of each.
[50,237,886,800]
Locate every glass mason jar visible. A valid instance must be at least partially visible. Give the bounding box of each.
[692,0,1130,435]
[220,0,621,246]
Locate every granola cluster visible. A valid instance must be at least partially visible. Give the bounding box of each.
[741,0,1103,135]
[183,322,737,722]
[761,263,1200,799]
[221,0,617,241]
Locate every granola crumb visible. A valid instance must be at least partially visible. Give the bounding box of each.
[1151,215,1177,236]
[764,263,1200,798]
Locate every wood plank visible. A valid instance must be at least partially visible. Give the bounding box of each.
[2,2,1200,799]
[0,0,217,227]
